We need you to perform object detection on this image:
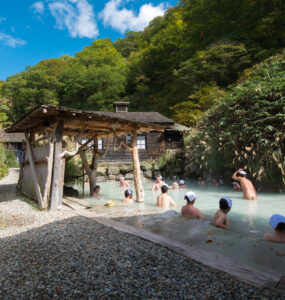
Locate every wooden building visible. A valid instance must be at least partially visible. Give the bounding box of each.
[0,129,24,151]
[6,105,163,210]
[96,102,190,162]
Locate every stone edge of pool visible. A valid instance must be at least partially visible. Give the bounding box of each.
[77,209,285,294]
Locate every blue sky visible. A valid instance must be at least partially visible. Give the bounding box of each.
[0,0,176,80]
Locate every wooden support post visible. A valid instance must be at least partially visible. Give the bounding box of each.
[79,147,96,196]
[42,140,54,209]
[50,121,64,210]
[132,130,144,202]
[25,132,45,210]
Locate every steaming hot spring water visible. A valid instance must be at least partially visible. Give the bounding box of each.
[80,179,285,276]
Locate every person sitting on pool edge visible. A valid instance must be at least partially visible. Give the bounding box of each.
[119,176,130,188]
[232,168,257,200]
[92,185,101,198]
[179,179,187,188]
[212,197,232,230]
[157,184,177,209]
[263,214,285,243]
[152,174,166,192]
[181,191,203,219]
[123,189,134,204]
[172,176,179,190]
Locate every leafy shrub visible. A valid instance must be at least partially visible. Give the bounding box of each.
[0,143,8,179]
[185,52,285,190]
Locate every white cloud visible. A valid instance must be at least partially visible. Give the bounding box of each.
[30,1,45,14]
[48,0,98,39]
[0,33,26,48]
[100,0,166,33]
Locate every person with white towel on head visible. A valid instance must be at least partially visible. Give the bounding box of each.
[232,168,257,200]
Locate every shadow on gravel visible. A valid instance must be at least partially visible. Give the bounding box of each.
[0,183,19,203]
[0,215,284,299]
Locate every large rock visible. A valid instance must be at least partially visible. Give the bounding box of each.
[115,174,123,181]
[120,165,133,174]
[108,166,120,175]
[108,175,116,181]
[140,162,152,171]
[97,166,106,176]
[125,173,134,180]
[96,176,106,182]
[144,170,152,178]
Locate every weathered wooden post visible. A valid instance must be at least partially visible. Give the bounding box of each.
[25,132,45,210]
[50,121,64,210]
[42,139,54,208]
[131,130,144,202]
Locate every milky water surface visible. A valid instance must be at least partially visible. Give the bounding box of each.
[81,179,285,275]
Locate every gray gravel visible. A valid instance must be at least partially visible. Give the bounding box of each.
[0,169,284,299]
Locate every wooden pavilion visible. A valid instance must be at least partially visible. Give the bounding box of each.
[6,105,162,210]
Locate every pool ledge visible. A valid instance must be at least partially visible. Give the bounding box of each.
[77,210,285,294]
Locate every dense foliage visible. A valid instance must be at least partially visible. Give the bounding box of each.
[184,53,285,189]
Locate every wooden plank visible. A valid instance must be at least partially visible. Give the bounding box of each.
[64,196,93,208]
[50,121,64,211]
[62,198,83,210]
[25,132,44,210]
[22,159,48,165]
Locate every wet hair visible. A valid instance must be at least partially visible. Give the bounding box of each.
[219,198,230,210]
[161,185,168,193]
[276,222,285,232]
[124,189,132,197]
[93,185,100,191]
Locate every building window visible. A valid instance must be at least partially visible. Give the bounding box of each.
[98,139,102,150]
[137,135,146,149]
[126,134,146,149]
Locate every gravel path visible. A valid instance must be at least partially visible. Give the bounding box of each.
[0,169,284,299]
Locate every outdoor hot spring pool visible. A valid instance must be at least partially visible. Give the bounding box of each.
[80,179,285,276]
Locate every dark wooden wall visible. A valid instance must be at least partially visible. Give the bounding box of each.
[98,130,183,162]
[99,131,166,162]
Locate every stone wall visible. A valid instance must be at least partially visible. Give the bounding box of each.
[96,161,158,182]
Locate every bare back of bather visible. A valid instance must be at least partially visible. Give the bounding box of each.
[157,193,177,209]
[238,178,257,200]
[232,169,257,200]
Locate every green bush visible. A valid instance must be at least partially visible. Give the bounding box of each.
[4,148,19,168]
[0,143,8,179]
[64,157,83,186]
[185,52,285,190]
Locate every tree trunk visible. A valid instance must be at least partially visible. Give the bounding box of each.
[79,148,96,196]
[50,121,64,210]
[43,140,54,208]
[132,130,144,202]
